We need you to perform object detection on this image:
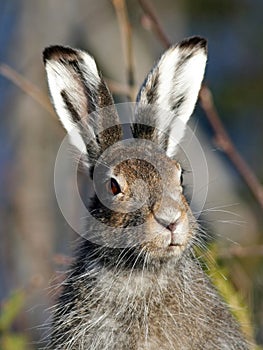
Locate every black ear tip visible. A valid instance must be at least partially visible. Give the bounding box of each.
[43,45,61,64]
[42,45,78,64]
[179,36,208,54]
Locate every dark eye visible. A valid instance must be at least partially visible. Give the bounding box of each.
[106,178,121,196]
[180,170,184,185]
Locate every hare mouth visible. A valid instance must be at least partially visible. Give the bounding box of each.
[167,238,185,250]
[169,230,186,247]
[158,224,187,249]
[150,215,188,252]
[166,239,186,256]
[158,227,186,253]
[169,242,182,247]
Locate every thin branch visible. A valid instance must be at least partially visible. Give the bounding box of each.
[138,0,263,211]
[0,63,65,136]
[0,63,55,117]
[112,0,136,100]
[199,86,263,209]
[139,0,170,49]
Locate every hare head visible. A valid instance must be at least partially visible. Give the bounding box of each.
[43,37,207,264]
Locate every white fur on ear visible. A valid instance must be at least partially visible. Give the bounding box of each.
[158,44,207,157]
[43,46,100,153]
[135,37,207,157]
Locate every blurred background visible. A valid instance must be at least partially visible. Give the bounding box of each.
[0,0,263,348]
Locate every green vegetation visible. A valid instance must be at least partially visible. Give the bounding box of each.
[0,291,29,350]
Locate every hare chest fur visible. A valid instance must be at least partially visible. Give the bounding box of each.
[43,37,249,349]
[51,246,248,349]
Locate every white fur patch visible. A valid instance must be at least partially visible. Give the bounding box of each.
[45,49,100,153]
[156,46,207,157]
[157,48,180,131]
[140,45,207,157]
[167,52,206,157]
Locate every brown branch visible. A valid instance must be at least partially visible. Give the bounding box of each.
[199,86,263,209]
[0,63,65,136]
[138,0,263,211]
[139,0,170,49]
[0,63,56,117]
[112,0,136,100]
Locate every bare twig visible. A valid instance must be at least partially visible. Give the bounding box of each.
[112,0,136,100]
[0,62,132,116]
[0,63,56,117]
[139,0,170,49]
[0,62,65,136]
[199,86,263,209]
[138,0,263,210]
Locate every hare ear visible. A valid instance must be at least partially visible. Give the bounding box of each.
[132,36,207,157]
[43,45,122,166]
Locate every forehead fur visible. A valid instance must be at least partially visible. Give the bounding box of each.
[111,150,181,191]
[99,140,180,174]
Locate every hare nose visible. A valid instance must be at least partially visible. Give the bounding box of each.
[167,221,178,233]
[166,211,182,232]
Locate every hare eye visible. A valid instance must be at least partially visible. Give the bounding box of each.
[106,178,121,196]
[180,169,184,185]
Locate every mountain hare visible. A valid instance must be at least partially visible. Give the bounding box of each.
[43,37,249,349]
